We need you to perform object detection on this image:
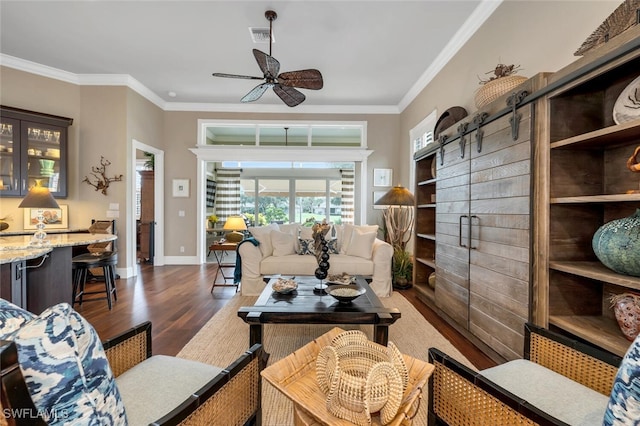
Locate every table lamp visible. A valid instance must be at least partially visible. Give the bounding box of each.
[223,215,247,243]
[374,185,415,252]
[18,180,60,245]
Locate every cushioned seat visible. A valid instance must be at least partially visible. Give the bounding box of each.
[116,355,223,425]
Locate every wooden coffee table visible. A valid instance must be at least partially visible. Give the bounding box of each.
[237,276,401,351]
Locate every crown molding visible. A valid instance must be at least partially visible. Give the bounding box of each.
[164,102,399,114]
[397,0,503,112]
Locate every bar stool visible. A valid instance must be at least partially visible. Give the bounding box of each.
[72,251,118,309]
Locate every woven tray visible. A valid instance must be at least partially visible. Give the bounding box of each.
[261,327,434,426]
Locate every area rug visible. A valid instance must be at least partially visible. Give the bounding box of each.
[177,292,473,425]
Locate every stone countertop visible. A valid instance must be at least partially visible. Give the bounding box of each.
[0,233,117,264]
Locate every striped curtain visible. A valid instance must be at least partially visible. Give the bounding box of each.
[214,168,241,222]
[340,169,355,225]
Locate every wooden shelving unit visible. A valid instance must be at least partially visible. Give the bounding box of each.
[413,149,437,304]
[542,42,640,357]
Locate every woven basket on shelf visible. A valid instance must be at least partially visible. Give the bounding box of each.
[316,330,408,426]
[474,75,528,109]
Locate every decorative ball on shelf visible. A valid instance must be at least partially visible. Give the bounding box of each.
[610,292,640,341]
[428,272,436,289]
[592,209,640,277]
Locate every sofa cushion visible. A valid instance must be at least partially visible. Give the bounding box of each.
[261,254,320,276]
[248,223,279,257]
[271,230,297,257]
[116,355,223,425]
[0,298,35,336]
[481,359,609,425]
[4,303,127,425]
[603,333,640,425]
[346,228,377,259]
[339,224,378,255]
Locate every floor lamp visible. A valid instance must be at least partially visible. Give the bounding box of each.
[18,180,60,245]
[375,185,415,289]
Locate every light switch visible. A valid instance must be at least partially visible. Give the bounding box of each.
[109,203,120,210]
[106,210,119,218]
[178,210,185,217]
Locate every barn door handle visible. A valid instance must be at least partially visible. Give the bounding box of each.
[470,215,479,250]
[459,215,468,248]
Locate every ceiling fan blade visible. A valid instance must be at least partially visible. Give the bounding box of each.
[241,83,273,103]
[253,49,280,79]
[212,73,264,80]
[278,69,324,90]
[273,84,306,107]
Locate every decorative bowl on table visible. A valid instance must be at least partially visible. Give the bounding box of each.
[326,273,355,285]
[327,284,365,304]
[272,277,298,294]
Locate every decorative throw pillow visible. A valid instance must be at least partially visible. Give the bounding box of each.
[603,333,640,425]
[5,303,128,425]
[299,226,314,240]
[271,230,296,257]
[0,298,35,338]
[340,224,378,255]
[346,228,377,259]
[247,223,279,258]
[326,238,339,254]
[298,238,316,255]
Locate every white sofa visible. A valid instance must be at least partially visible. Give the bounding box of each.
[237,223,393,297]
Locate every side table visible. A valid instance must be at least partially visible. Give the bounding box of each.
[208,241,238,292]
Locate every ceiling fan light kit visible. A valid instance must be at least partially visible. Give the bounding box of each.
[212,10,323,107]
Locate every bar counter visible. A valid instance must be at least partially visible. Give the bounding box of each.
[0,233,118,313]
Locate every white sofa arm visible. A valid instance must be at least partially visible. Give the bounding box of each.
[370,238,393,297]
[238,242,265,296]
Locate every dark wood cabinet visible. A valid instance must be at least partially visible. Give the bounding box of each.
[0,106,73,197]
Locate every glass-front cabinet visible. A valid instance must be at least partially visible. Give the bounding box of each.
[0,106,73,198]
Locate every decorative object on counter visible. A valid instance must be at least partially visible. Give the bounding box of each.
[18,180,60,244]
[375,185,415,289]
[315,330,408,425]
[627,145,640,194]
[82,156,123,195]
[475,63,527,109]
[222,215,247,243]
[575,0,640,56]
[433,106,468,140]
[0,214,11,231]
[610,292,640,341]
[613,75,640,125]
[592,209,640,277]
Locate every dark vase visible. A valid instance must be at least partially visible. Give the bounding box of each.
[592,209,640,277]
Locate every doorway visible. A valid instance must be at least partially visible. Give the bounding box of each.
[128,140,164,275]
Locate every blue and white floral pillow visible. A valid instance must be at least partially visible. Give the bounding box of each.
[4,303,128,425]
[0,298,35,337]
[603,333,640,425]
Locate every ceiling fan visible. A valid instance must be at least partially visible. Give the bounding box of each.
[212,10,323,107]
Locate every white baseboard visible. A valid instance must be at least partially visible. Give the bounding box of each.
[163,255,200,265]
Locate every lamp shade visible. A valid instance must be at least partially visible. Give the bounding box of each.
[374,185,415,206]
[223,216,247,231]
[18,181,59,209]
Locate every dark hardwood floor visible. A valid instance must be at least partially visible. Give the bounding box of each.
[78,263,496,369]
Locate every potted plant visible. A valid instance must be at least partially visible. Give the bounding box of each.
[392,249,413,289]
[207,214,218,229]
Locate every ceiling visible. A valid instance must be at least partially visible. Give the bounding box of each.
[0,1,497,112]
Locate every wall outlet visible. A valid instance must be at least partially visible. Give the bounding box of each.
[179,246,185,253]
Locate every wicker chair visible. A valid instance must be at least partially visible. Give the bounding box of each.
[1,321,265,426]
[428,323,623,425]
